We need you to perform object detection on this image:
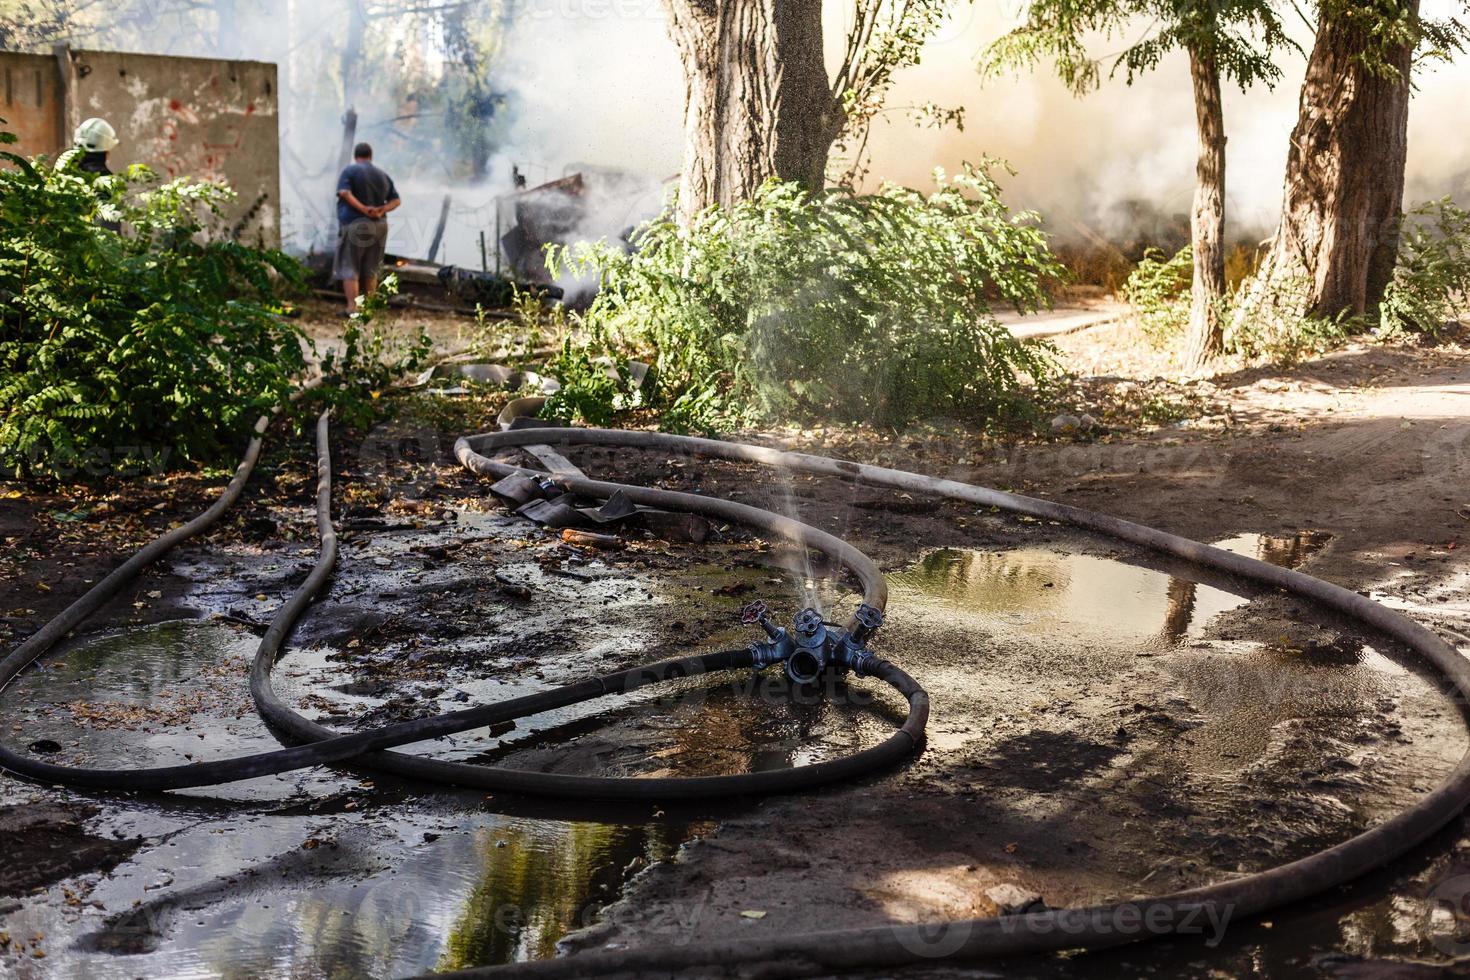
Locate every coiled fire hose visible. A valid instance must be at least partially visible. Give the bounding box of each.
[1,408,1468,978]
[0,410,924,798]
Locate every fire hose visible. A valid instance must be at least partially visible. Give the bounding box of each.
[0,410,923,798]
[1,409,1469,977]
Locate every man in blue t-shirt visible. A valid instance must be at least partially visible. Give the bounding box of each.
[334,142,401,316]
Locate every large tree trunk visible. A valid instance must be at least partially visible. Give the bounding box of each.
[1182,45,1226,371]
[664,0,843,224]
[1234,0,1416,334]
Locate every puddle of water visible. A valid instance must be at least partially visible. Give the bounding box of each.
[449,675,903,779]
[889,531,1329,651]
[881,530,1459,795]
[0,620,330,803]
[0,620,713,977]
[6,800,706,978]
[0,529,886,976]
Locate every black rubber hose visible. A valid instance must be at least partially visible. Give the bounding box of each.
[0,412,926,799]
[7,409,1470,975]
[438,424,1470,979]
[243,412,925,800]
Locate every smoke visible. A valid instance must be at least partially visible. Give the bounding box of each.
[373,1,683,271]
[15,0,1470,257]
[14,0,684,261]
[864,0,1470,242]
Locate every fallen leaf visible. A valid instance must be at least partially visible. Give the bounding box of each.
[740,910,767,920]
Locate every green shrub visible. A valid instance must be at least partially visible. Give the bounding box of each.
[549,163,1064,430]
[0,135,307,478]
[318,273,434,427]
[1126,244,1349,365]
[1380,197,1470,336]
[1226,266,1354,365]
[1122,245,1192,347]
[541,330,639,427]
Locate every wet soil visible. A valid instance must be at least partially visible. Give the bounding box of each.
[1,316,1468,976]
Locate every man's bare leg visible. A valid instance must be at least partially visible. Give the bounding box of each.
[364,275,378,299]
[343,278,360,315]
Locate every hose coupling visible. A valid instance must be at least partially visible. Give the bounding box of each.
[834,639,880,677]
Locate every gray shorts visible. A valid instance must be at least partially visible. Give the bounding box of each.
[334,219,389,282]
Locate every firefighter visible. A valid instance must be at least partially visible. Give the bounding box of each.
[74,117,118,176]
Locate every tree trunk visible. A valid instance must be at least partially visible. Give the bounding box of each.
[1234,0,1416,332]
[664,0,843,224]
[340,0,368,122]
[1182,46,1226,371]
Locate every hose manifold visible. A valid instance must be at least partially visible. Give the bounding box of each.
[740,601,882,683]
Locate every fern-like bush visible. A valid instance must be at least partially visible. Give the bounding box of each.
[0,133,306,478]
[550,164,1064,429]
[1380,198,1470,337]
[1122,246,1192,347]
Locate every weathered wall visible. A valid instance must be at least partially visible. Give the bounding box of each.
[0,47,280,246]
[1,52,63,161]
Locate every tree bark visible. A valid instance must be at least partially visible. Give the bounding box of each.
[1235,0,1416,330]
[1182,46,1226,371]
[664,0,843,224]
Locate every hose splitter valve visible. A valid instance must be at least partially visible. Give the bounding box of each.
[741,600,885,685]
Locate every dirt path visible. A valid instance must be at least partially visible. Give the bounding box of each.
[2,324,1469,976]
[562,337,1470,974]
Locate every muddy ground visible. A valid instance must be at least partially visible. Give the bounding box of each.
[1,304,1469,977]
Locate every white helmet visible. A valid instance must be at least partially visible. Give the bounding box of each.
[75,117,118,152]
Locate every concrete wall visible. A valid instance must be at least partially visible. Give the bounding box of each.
[2,52,63,161]
[0,47,281,247]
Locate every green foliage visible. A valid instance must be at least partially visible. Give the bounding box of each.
[1225,269,1353,365]
[1380,198,1470,336]
[318,273,434,427]
[1229,310,1352,365]
[0,142,307,479]
[550,164,1064,430]
[1315,1,1470,77]
[1121,245,1355,363]
[831,0,961,183]
[1123,246,1194,346]
[981,0,1293,95]
[542,331,638,428]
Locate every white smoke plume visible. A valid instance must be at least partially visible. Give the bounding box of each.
[11,0,1470,256]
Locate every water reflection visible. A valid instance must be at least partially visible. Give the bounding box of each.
[440,819,691,968]
[461,675,902,780]
[890,531,1329,649]
[0,622,711,977]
